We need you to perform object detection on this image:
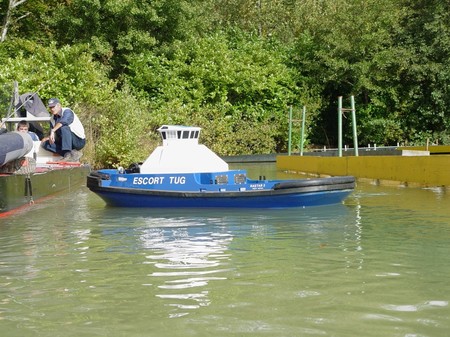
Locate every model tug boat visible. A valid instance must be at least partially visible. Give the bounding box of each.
[87,125,355,208]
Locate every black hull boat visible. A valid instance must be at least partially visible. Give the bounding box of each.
[1,88,89,217]
[1,164,90,216]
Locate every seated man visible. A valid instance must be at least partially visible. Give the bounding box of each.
[41,98,86,162]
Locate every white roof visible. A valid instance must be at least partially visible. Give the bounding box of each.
[139,125,229,174]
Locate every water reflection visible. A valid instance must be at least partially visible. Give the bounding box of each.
[138,219,233,317]
[82,204,355,319]
[96,205,355,318]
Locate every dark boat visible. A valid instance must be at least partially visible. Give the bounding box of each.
[0,87,89,217]
[87,125,355,209]
[1,164,90,216]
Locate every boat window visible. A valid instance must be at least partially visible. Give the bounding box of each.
[183,131,189,139]
[215,175,228,184]
[177,131,182,139]
[234,174,246,184]
[166,130,177,139]
[161,131,166,139]
[194,131,199,138]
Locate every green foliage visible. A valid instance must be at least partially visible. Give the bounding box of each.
[93,86,154,168]
[41,0,207,78]
[1,0,450,167]
[392,0,450,140]
[0,40,115,105]
[358,118,404,146]
[187,105,279,156]
[127,31,300,154]
[289,0,407,146]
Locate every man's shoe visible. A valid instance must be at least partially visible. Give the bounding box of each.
[60,152,72,162]
[70,150,83,162]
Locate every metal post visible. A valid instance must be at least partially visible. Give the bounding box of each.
[338,96,343,157]
[351,96,359,156]
[288,105,292,156]
[300,106,306,156]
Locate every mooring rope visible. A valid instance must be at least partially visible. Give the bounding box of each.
[25,174,34,205]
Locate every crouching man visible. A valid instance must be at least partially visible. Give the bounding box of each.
[42,98,86,162]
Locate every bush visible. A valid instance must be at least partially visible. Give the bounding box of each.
[126,31,301,154]
[93,86,155,168]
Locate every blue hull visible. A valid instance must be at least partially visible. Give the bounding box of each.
[87,171,355,209]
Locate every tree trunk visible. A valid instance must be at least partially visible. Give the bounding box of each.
[1,0,28,42]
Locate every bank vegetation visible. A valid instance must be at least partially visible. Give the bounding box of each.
[1,0,449,168]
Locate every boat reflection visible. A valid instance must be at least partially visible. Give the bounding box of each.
[90,204,356,318]
[137,216,233,317]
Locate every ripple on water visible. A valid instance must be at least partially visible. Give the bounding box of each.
[296,290,321,298]
[138,226,233,316]
[382,300,448,312]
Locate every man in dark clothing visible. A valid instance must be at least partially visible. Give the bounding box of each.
[41,98,86,162]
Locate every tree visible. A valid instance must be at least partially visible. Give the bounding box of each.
[43,0,209,79]
[126,31,302,154]
[1,0,28,42]
[288,0,409,146]
[392,0,450,144]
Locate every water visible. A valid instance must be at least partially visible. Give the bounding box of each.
[1,163,449,337]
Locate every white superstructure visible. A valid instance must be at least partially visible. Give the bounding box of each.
[139,125,229,174]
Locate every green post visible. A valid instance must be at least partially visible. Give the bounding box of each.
[288,105,292,156]
[351,96,359,156]
[300,106,306,156]
[338,96,343,157]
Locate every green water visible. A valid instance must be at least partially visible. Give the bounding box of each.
[1,164,449,336]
